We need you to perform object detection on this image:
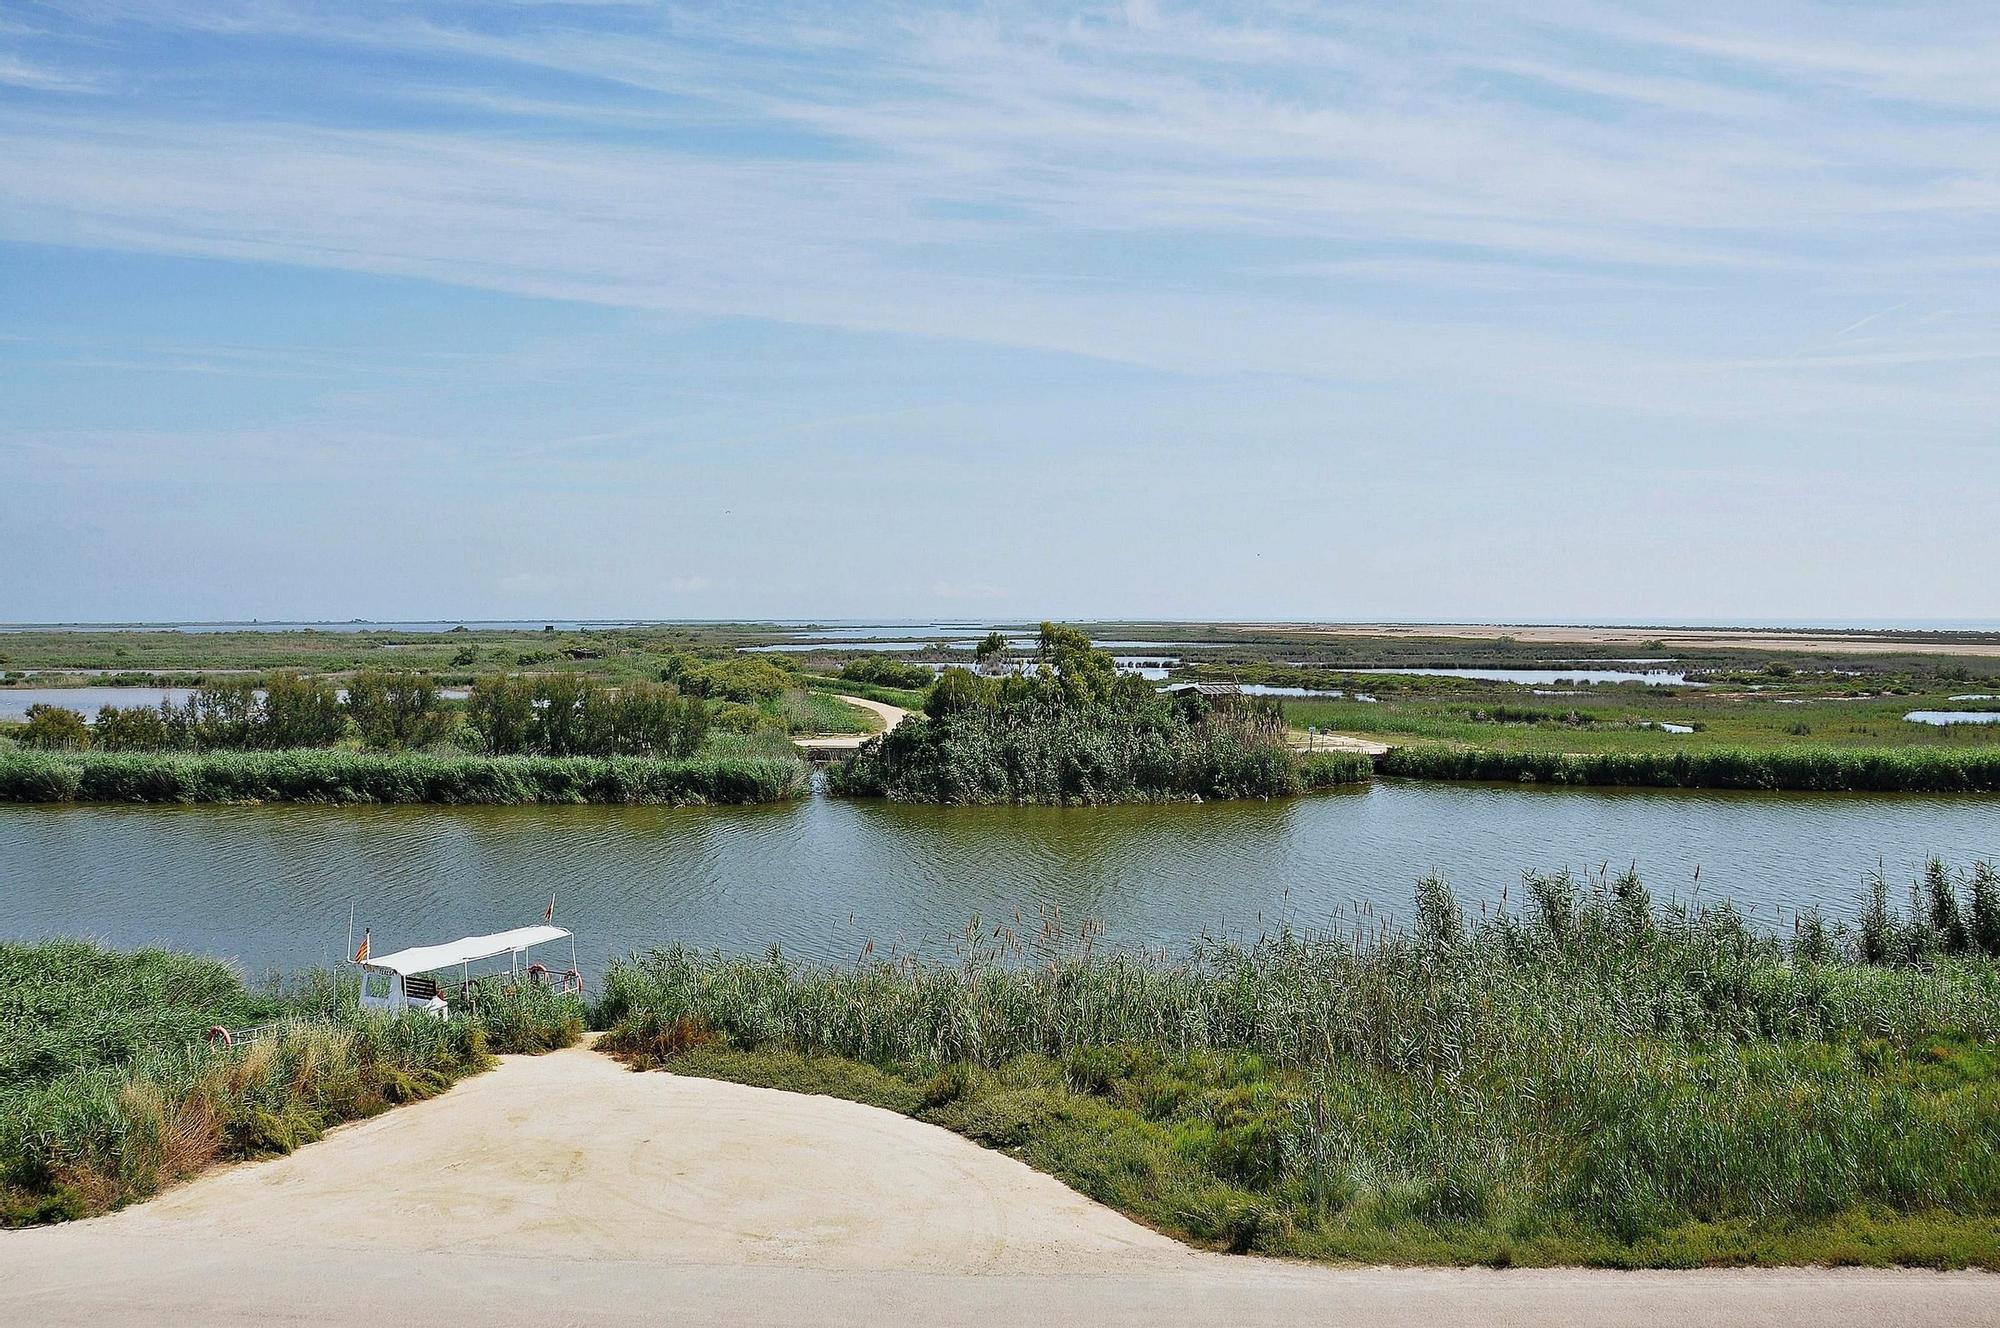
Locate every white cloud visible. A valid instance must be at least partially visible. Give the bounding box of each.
[0,1,1995,431]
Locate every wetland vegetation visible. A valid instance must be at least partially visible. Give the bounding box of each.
[7,619,2000,797]
[596,864,2000,1268]
[828,625,1369,804]
[0,941,582,1225]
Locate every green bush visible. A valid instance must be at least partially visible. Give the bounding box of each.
[830,697,1346,804]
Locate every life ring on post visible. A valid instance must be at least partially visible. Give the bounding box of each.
[526,963,549,987]
[206,1026,233,1049]
[561,969,583,995]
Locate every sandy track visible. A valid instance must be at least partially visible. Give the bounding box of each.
[1289,730,1390,756]
[0,1046,1990,1326]
[793,694,909,752]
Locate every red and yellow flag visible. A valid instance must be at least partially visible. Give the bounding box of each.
[353,929,370,963]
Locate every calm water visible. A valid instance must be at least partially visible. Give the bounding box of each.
[3,783,1995,981]
[1906,711,2000,726]
[1349,667,1703,686]
[0,687,203,720]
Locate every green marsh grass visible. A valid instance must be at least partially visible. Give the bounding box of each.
[597,866,2000,1267]
[0,747,808,805]
[3,944,584,1224]
[1376,744,2000,792]
[0,941,582,1224]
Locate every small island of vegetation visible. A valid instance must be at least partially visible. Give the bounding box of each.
[827,624,1370,804]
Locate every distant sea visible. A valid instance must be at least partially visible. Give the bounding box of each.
[2,617,1996,635]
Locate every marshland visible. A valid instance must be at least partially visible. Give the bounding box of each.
[4,619,1999,1269]
[11,865,1999,1270]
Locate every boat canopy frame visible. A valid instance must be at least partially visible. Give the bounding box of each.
[354,924,580,1016]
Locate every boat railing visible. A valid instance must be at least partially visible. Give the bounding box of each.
[203,1020,286,1051]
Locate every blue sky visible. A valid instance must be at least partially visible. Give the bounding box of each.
[2,1,1996,623]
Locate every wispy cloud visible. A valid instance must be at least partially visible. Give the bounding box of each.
[2,1,1996,430]
[0,52,105,93]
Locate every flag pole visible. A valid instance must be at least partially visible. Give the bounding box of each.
[346,903,355,967]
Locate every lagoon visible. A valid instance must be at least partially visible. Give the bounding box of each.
[3,782,1992,980]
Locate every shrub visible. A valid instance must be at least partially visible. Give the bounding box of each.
[18,705,89,751]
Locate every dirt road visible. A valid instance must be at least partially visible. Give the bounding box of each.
[0,1046,1989,1326]
[792,693,909,753]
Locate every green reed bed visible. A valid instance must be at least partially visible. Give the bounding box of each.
[596,865,2000,1267]
[0,747,808,805]
[1377,744,2000,793]
[0,940,582,1225]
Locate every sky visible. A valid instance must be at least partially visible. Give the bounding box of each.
[2,1,1997,625]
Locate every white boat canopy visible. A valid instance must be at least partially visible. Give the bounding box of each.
[363,925,571,976]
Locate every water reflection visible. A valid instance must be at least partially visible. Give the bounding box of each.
[5,782,1995,980]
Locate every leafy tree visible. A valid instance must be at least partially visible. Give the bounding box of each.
[612,680,709,757]
[839,655,933,689]
[973,631,1007,663]
[660,654,794,703]
[1038,621,1117,705]
[925,667,997,718]
[19,704,89,750]
[466,675,536,755]
[193,678,261,749]
[262,672,346,748]
[529,673,606,757]
[345,671,455,751]
[93,704,169,752]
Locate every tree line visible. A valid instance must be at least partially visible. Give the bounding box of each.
[11,671,709,760]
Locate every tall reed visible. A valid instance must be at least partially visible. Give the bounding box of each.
[1,942,583,1225]
[596,865,2000,1265]
[1378,744,2000,792]
[0,748,807,805]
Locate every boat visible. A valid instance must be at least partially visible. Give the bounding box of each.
[351,923,582,1017]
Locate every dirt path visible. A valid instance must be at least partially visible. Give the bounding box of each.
[793,694,910,752]
[1288,729,1390,756]
[0,1046,1987,1326]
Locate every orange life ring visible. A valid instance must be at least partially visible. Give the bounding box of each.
[527,963,549,986]
[561,969,583,995]
[206,1026,232,1049]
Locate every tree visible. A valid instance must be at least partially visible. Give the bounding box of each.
[466,675,536,755]
[1038,622,1117,705]
[613,680,709,757]
[529,673,607,757]
[19,704,89,750]
[925,667,996,718]
[839,655,933,689]
[94,704,169,751]
[973,631,1007,663]
[193,678,261,749]
[345,670,455,750]
[262,672,347,748]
